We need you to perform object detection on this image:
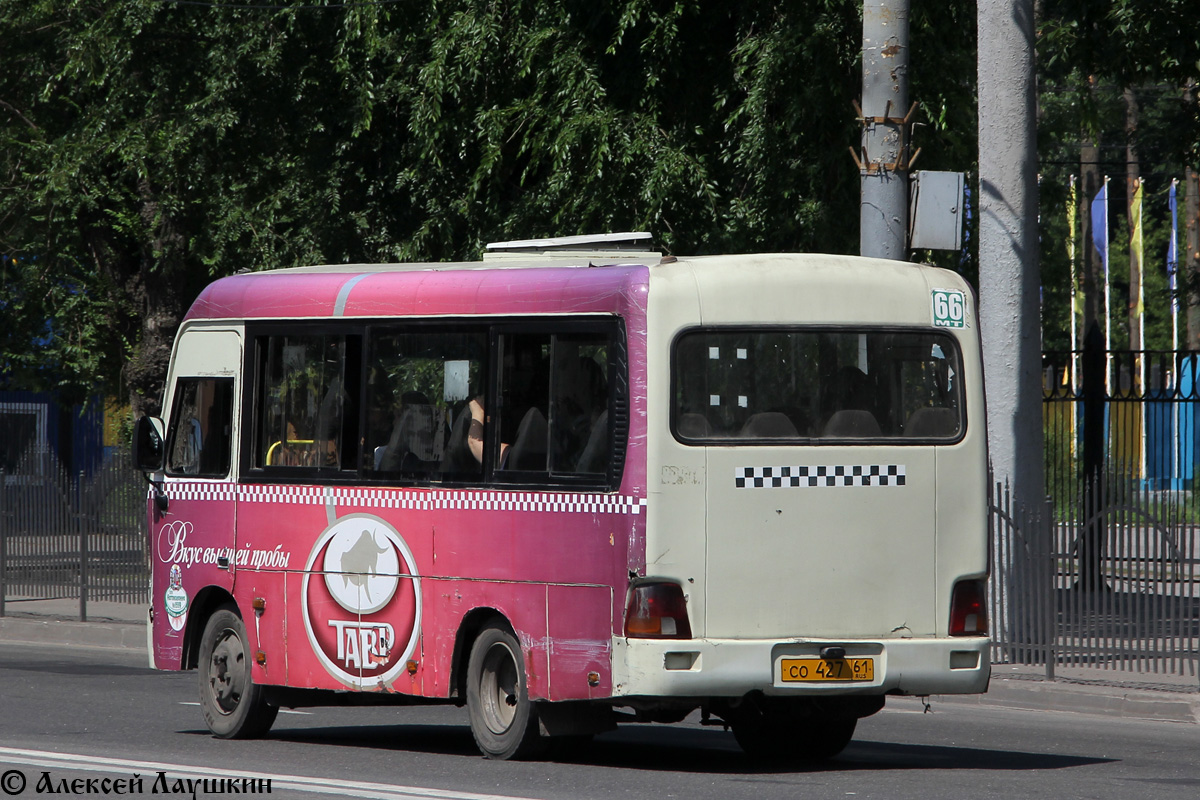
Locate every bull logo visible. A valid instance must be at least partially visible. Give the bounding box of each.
[341,530,391,602]
[323,526,400,615]
[302,514,422,690]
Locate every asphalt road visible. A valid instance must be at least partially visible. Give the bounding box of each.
[0,642,1197,800]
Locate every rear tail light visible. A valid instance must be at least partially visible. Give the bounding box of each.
[949,579,988,636]
[624,581,693,639]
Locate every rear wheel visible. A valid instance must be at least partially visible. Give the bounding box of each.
[466,624,544,760]
[802,717,857,760]
[729,701,857,762]
[198,606,278,739]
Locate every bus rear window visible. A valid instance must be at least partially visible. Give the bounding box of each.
[672,328,964,443]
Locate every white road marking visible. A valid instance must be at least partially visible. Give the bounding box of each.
[0,747,538,800]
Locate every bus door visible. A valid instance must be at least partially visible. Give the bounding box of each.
[153,328,241,667]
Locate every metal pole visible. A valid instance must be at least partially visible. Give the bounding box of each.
[1080,323,1108,592]
[0,470,7,618]
[859,0,910,260]
[79,471,88,622]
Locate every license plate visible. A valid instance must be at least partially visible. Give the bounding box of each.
[779,657,875,683]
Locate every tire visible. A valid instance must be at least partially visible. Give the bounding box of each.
[803,717,857,760]
[198,606,278,739]
[466,624,544,760]
[730,703,857,763]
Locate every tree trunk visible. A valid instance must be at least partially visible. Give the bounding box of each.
[123,180,188,419]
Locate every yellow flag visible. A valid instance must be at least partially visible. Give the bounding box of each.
[1132,180,1144,318]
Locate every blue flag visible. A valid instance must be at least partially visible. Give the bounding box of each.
[1169,180,1179,313]
[1091,181,1108,276]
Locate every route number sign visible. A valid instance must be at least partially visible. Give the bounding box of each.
[931,289,966,328]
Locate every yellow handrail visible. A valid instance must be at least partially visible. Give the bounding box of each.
[265,439,315,466]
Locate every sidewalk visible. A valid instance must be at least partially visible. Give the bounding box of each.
[0,597,147,651]
[1,598,1197,724]
[933,661,1200,724]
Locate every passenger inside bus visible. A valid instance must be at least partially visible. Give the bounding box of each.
[466,395,510,466]
[377,390,439,472]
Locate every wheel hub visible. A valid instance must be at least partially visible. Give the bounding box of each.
[479,642,521,735]
[209,628,246,715]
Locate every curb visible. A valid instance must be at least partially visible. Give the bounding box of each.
[934,675,1200,724]
[0,616,147,652]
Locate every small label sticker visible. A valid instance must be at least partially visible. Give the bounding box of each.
[164,563,188,632]
[932,289,966,328]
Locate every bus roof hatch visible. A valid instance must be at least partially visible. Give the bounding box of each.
[484,232,656,259]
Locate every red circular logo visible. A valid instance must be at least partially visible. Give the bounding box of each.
[301,515,421,688]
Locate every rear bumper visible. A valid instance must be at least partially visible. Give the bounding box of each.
[611,636,990,698]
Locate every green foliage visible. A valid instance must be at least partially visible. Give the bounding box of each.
[2,0,904,406]
[2,0,1187,410]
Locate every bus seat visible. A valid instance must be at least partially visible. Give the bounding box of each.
[822,409,882,438]
[677,412,711,439]
[440,405,477,473]
[575,410,609,473]
[505,407,548,470]
[904,407,958,438]
[739,412,799,438]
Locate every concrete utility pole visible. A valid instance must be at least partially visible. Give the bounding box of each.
[977,0,1043,511]
[858,0,911,259]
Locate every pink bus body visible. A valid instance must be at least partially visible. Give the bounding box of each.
[150,263,649,705]
[137,242,990,760]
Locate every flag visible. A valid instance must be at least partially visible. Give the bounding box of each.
[1091,180,1108,275]
[1132,179,1144,318]
[1069,176,1082,318]
[1169,179,1179,314]
[1092,178,1111,351]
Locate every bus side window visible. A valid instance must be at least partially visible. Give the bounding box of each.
[496,333,551,472]
[549,334,609,475]
[255,333,360,471]
[495,329,612,479]
[166,378,234,477]
[364,329,486,480]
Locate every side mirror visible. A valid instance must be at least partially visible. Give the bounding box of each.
[133,416,165,472]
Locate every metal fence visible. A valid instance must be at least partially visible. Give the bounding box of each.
[5,360,1199,679]
[990,343,1200,683]
[0,446,148,617]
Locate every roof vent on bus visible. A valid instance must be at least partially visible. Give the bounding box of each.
[483,232,657,261]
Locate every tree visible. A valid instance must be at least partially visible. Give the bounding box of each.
[2,1,984,414]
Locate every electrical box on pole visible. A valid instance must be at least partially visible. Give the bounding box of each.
[909,170,964,250]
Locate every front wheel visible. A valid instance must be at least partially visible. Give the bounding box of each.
[465,624,544,760]
[198,606,278,739]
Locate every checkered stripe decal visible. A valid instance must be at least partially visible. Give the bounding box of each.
[163,483,238,502]
[735,464,906,488]
[166,481,646,515]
